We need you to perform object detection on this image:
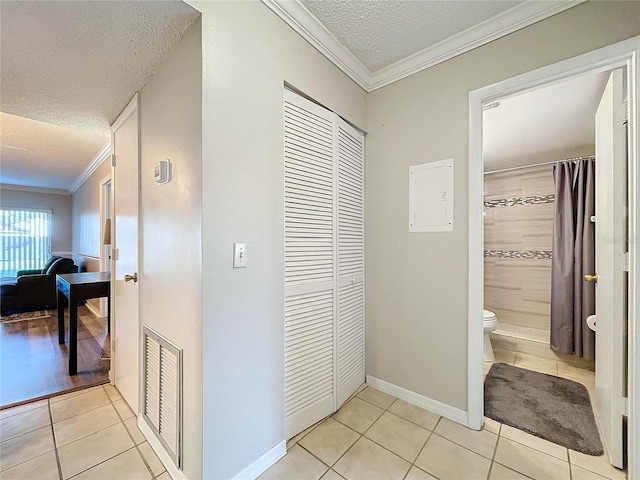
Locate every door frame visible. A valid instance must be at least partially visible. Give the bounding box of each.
[99,174,112,318]
[467,36,639,475]
[109,92,141,401]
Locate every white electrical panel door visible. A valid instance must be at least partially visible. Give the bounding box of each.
[284,90,335,439]
[409,159,454,232]
[336,119,365,408]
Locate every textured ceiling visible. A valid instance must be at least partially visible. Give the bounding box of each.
[298,0,525,71]
[0,1,198,192]
[1,1,199,137]
[483,71,610,171]
[0,113,109,190]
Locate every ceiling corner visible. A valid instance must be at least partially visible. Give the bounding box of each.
[260,0,372,91]
[263,0,586,93]
[368,0,586,91]
[0,184,72,196]
[68,142,111,194]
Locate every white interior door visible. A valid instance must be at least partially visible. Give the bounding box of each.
[336,119,365,407]
[112,95,140,413]
[284,90,366,439]
[594,68,627,469]
[284,90,336,438]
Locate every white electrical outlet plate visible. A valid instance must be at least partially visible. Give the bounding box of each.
[233,243,247,268]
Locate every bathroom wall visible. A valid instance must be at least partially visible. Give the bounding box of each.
[484,164,556,343]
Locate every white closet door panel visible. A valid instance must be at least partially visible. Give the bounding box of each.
[284,288,334,435]
[336,119,365,407]
[284,90,335,438]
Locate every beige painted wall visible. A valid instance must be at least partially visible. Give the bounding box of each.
[187,1,367,478]
[139,18,202,480]
[0,187,72,257]
[71,161,110,273]
[366,1,640,411]
[70,160,110,313]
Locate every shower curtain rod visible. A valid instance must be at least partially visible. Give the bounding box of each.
[484,155,595,175]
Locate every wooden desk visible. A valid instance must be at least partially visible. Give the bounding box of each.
[57,272,110,375]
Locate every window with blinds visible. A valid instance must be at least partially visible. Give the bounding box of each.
[0,208,51,277]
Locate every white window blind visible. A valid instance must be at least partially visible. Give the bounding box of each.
[0,208,51,277]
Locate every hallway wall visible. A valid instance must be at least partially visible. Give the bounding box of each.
[139,17,203,480]
[365,1,640,412]
[188,1,367,478]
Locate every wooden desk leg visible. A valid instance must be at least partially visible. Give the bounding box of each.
[57,288,65,344]
[69,293,77,376]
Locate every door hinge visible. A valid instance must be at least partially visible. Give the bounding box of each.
[111,153,116,167]
[615,252,629,272]
[615,395,628,417]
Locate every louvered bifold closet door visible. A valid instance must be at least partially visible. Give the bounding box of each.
[284,90,336,438]
[336,119,365,407]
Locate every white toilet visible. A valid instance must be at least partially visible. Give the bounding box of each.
[483,309,498,362]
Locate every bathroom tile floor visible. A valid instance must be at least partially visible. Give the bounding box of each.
[0,384,169,480]
[261,354,624,480]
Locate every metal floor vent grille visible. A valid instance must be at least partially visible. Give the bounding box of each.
[142,326,183,469]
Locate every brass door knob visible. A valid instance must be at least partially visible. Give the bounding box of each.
[124,273,138,283]
[584,274,598,283]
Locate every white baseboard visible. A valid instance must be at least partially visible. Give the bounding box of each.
[138,417,187,480]
[232,440,286,480]
[83,300,102,318]
[366,375,468,426]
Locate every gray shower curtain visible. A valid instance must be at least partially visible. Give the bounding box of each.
[550,157,596,360]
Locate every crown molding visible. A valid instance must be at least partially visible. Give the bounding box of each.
[260,0,371,91]
[369,1,585,91]
[69,142,111,194]
[0,183,71,196]
[264,0,585,92]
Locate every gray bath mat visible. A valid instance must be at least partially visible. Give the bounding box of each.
[484,362,603,455]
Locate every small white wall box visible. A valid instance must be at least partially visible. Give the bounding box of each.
[409,158,454,232]
[154,160,171,185]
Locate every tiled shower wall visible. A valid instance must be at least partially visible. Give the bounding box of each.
[484,165,555,343]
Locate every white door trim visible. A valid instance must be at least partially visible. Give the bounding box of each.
[468,36,639,476]
[112,94,139,132]
[109,92,141,404]
[99,174,112,318]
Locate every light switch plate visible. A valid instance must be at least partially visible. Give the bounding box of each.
[233,243,247,268]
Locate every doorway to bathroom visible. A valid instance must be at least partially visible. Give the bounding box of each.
[481,73,604,371]
[467,37,639,477]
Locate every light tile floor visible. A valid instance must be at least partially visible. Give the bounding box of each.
[262,352,626,480]
[0,384,169,480]
[0,353,625,480]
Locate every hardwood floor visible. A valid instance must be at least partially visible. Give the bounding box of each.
[0,305,110,408]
